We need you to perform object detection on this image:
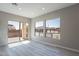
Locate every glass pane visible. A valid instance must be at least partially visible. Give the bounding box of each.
[8,21,19,30]
[46,18,60,28]
[35,32,39,36]
[35,21,43,28]
[46,33,51,37]
[46,18,60,40]
[8,21,20,43]
[35,21,44,37]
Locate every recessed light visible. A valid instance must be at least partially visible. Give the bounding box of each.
[19,8,22,10]
[42,8,45,10]
[26,23,29,26]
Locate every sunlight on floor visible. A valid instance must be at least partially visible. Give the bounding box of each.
[8,40,31,48]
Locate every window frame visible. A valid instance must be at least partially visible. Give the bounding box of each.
[45,18,60,39]
[34,21,44,37]
[34,17,60,40]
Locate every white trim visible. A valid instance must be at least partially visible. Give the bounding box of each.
[34,40,79,53]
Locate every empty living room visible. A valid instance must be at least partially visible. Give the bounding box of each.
[0,2,79,56]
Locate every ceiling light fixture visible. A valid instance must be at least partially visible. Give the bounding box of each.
[42,8,45,10]
[19,8,22,10]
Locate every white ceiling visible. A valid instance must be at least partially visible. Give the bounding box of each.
[0,3,75,18]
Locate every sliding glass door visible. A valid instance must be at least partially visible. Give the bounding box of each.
[8,21,29,43]
[8,21,20,43]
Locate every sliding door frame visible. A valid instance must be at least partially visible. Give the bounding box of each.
[8,21,28,44]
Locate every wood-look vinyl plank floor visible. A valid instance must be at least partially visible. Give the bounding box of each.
[0,40,79,56]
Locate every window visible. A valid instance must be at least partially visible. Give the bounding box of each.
[35,21,44,37]
[35,21,43,28]
[46,18,60,39]
[34,17,60,40]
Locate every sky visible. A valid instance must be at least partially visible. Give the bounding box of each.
[8,21,19,30]
[36,17,60,28]
[46,18,60,28]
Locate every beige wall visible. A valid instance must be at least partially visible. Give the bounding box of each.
[31,4,79,50]
[0,11,31,46]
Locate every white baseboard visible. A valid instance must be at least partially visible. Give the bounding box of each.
[34,40,79,53]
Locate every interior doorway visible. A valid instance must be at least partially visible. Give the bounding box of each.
[8,21,29,43]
